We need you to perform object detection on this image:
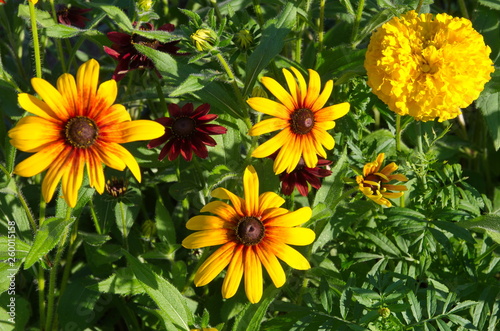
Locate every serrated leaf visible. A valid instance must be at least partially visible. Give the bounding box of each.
[89,268,144,295]
[364,231,402,256]
[18,4,55,28]
[133,44,179,76]
[132,29,181,43]
[407,291,422,321]
[115,201,135,240]
[24,216,75,269]
[457,214,500,243]
[447,314,476,328]
[123,250,194,330]
[433,221,475,243]
[97,5,133,31]
[155,200,176,245]
[436,319,452,331]
[0,236,31,260]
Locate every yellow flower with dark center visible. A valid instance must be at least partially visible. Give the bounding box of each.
[248,67,350,174]
[182,165,315,304]
[356,153,408,207]
[365,10,494,122]
[8,59,165,207]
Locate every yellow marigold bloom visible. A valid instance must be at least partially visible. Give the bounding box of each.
[356,153,408,207]
[365,10,494,122]
[182,165,315,304]
[8,59,165,207]
[248,68,350,174]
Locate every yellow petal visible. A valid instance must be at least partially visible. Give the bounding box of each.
[77,59,100,111]
[267,227,315,246]
[282,68,299,108]
[96,104,131,127]
[266,207,312,227]
[301,135,319,169]
[243,165,259,216]
[41,146,71,203]
[61,150,85,208]
[86,149,105,194]
[13,141,66,177]
[261,208,289,223]
[244,246,263,304]
[314,120,335,131]
[290,67,307,106]
[221,245,244,299]
[261,76,295,111]
[312,127,335,150]
[186,215,230,230]
[311,79,333,111]
[56,73,78,117]
[200,200,239,222]
[274,135,301,174]
[380,162,398,176]
[268,240,311,270]
[256,243,286,288]
[389,174,408,182]
[96,142,142,182]
[314,102,350,121]
[113,120,165,143]
[182,229,232,249]
[8,117,61,153]
[383,184,407,191]
[92,79,118,118]
[211,187,245,217]
[251,129,290,159]
[247,97,291,119]
[258,192,285,211]
[17,93,60,121]
[248,118,288,136]
[31,78,69,120]
[194,242,235,287]
[304,69,321,109]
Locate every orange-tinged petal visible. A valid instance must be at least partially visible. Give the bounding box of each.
[266,207,312,227]
[256,243,286,288]
[388,174,408,182]
[261,208,289,223]
[312,127,335,150]
[301,135,319,169]
[201,201,239,222]
[77,59,99,111]
[251,128,291,159]
[268,240,311,270]
[246,97,291,119]
[96,104,131,128]
[61,149,85,207]
[86,148,105,194]
[381,191,404,199]
[258,192,285,211]
[382,184,408,191]
[313,120,335,131]
[31,77,69,120]
[290,67,307,106]
[267,227,315,246]
[186,215,231,230]
[8,117,61,153]
[56,73,78,118]
[248,118,288,136]
[243,165,259,216]
[311,79,333,111]
[96,142,142,182]
[182,229,232,249]
[315,102,350,121]
[13,141,66,177]
[244,246,263,303]
[17,93,61,122]
[41,146,71,203]
[261,76,295,111]
[211,187,245,217]
[304,69,321,109]
[222,245,244,299]
[111,120,165,143]
[380,162,398,176]
[93,79,118,116]
[194,242,235,286]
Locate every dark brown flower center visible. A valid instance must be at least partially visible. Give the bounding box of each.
[172,117,196,138]
[236,216,265,245]
[290,108,315,135]
[64,116,98,148]
[363,174,382,194]
[105,177,128,198]
[132,34,161,49]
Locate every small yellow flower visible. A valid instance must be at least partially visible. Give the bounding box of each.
[248,67,350,174]
[365,10,494,122]
[182,166,315,303]
[356,153,408,207]
[191,28,217,51]
[8,59,165,207]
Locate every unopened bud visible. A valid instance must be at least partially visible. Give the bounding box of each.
[191,28,217,51]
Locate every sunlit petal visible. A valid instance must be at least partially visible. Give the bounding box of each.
[194,242,236,286]
[244,247,263,304]
[222,245,244,299]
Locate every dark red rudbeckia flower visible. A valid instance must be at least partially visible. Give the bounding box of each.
[148,103,227,162]
[274,156,332,196]
[56,5,91,28]
[103,23,182,81]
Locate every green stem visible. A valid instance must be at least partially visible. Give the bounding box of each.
[457,0,469,19]
[29,1,42,78]
[416,122,428,190]
[48,0,67,73]
[209,0,224,23]
[15,180,38,232]
[215,52,246,115]
[395,114,402,153]
[351,0,365,46]
[119,201,129,250]
[45,207,72,331]
[317,0,326,56]
[252,0,264,27]
[154,77,168,117]
[415,0,425,13]
[38,265,46,329]
[89,199,102,235]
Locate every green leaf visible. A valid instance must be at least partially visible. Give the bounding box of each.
[407,291,422,321]
[133,44,179,76]
[232,285,278,331]
[123,250,194,330]
[89,268,144,295]
[433,221,475,243]
[45,24,83,38]
[0,292,30,330]
[155,199,176,245]
[364,231,401,256]
[447,314,475,328]
[18,4,55,28]
[456,214,500,243]
[477,90,500,150]
[243,3,296,96]
[0,260,22,293]
[114,201,135,240]
[132,28,181,43]
[97,5,133,31]
[24,217,75,269]
[0,236,31,260]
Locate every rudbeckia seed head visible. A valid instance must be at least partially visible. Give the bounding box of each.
[290,108,315,135]
[65,116,98,148]
[236,216,265,245]
[172,117,196,138]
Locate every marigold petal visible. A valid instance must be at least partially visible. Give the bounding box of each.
[186,215,231,230]
[246,97,291,119]
[311,79,333,111]
[267,227,315,246]
[31,78,69,120]
[222,245,244,299]
[243,165,259,215]
[258,192,285,211]
[304,69,321,109]
[256,243,286,288]
[266,207,312,227]
[251,128,291,159]
[194,242,235,286]
[13,141,66,178]
[182,229,232,249]
[261,76,295,111]
[248,118,288,136]
[17,93,60,121]
[268,240,311,270]
[244,247,263,304]
[200,201,239,222]
[211,187,245,216]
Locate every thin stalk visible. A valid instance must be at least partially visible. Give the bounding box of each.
[458,0,469,19]
[28,1,42,78]
[415,0,425,13]
[317,0,326,55]
[154,76,168,117]
[89,199,102,234]
[48,0,67,72]
[45,207,72,331]
[214,52,246,116]
[351,0,365,46]
[252,0,264,27]
[209,0,224,23]
[15,181,37,232]
[38,265,46,329]
[118,201,129,250]
[395,114,402,153]
[416,122,428,190]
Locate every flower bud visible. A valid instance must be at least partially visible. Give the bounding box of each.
[191,28,217,51]
[234,29,253,50]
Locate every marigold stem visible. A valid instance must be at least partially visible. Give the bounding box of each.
[28,1,42,78]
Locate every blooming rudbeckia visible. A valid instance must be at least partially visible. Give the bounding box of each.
[356,153,408,207]
[8,59,165,207]
[104,23,183,81]
[365,10,494,122]
[56,5,91,28]
[182,165,315,303]
[147,103,227,162]
[247,67,350,174]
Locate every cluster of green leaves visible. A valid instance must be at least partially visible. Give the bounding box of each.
[1,0,500,330]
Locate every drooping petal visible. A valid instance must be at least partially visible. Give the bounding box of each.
[86,148,105,194]
[244,246,263,304]
[13,141,67,177]
[251,129,291,159]
[266,207,312,227]
[41,146,71,203]
[182,229,233,249]
[17,93,61,122]
[312,127,335,150]
[221,245,244,299]
[243,165,259,216]
[194,242,236,286]
[255,243,286,288]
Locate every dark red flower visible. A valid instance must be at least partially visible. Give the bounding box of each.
[147,103,227,162]
[274,156,332,196]
[103,23,182,81]
[56,5,91,28]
